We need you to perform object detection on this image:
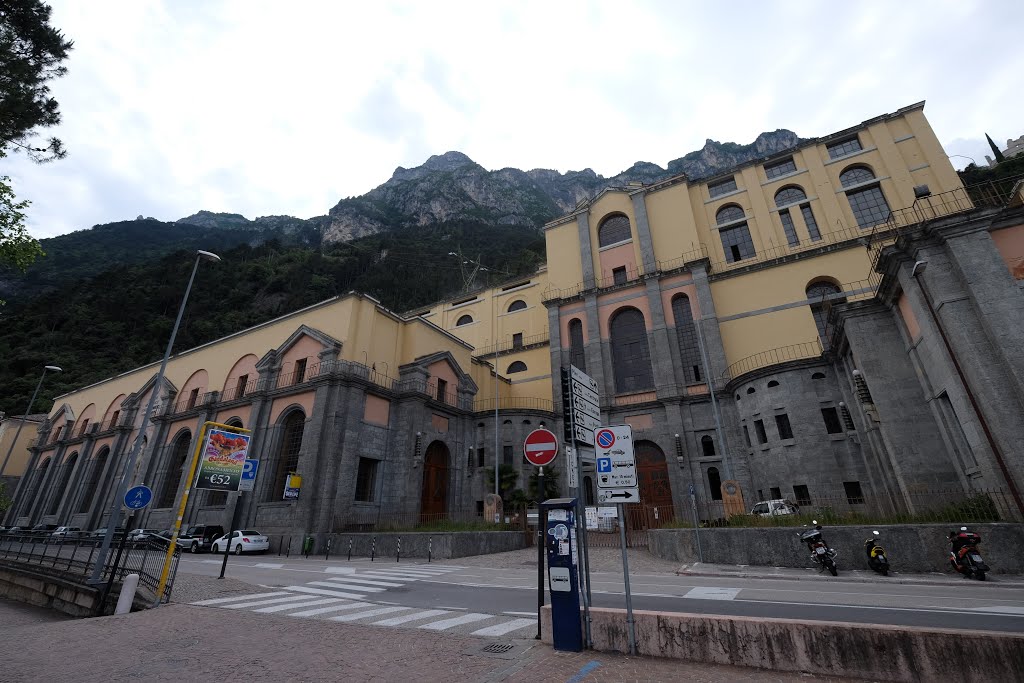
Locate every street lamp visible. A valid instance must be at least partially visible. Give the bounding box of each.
[90,250,221,582]
[0,365,63,484]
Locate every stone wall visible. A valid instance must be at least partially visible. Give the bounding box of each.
[649,523,1024,573]
[270,530,527,560]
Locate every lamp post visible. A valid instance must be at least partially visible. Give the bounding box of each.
[0,366,63,517]
[89,250,221,582]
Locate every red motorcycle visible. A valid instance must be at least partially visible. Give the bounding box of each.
[949,527,989,581]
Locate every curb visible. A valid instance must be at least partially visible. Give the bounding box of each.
[675,565,1024,588]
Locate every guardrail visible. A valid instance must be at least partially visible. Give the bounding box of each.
[722,341,824,382]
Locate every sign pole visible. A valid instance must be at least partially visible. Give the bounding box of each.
[219,491,244,579]
[616,502,637,656]
[690,487,703,563]
[535,465,544,640]
[566,389,593,648]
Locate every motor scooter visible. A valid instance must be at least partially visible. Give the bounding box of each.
[949,526,989,581]
[864,530,889,576]
[799,520,838,576]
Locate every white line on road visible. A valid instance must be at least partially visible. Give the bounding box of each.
[223,595,315,609]
[252,598,341,613]
[471,618,536,636]
[283,585,367,600]
[371,609,451,626]
[330,606,409,622]
[418,613,492,630]
[287,602,372,618]
[191,591,290,606]
[308,580,386,593]
[685,587,741,601]
[433,606,468,611]
[322,577,403,587]
[504,611,538,617]
[323,567,356,574]
[253,563,284,569]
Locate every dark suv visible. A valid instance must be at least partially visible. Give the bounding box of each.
[177,525,225,553]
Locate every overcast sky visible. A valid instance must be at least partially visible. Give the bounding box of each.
[5,0,1021,239]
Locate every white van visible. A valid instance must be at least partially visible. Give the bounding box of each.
[750,499,800,516]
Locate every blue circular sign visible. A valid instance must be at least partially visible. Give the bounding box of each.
[596,429,615,449]
[124,484,153,510]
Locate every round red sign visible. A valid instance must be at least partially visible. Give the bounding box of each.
[523,428,558,467]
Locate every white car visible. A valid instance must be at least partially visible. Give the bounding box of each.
[750,499,801,517]
[127,528,161,542]
[211,530,270,555]
[50,526,83,539]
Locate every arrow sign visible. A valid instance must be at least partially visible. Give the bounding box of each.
[597,487,639,503]
[523,428,559,467]
[570,380,600,408]
[570,365,598,394]
[572,424,594,446]
[571,393,599,419]
[573,409,600,432]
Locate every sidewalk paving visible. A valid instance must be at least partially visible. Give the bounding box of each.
[678,561,1024,587]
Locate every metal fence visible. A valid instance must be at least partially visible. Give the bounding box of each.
[331,507,532,534]
[0,532,181,604]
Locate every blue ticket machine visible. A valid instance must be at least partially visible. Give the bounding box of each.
[542,497,582,652]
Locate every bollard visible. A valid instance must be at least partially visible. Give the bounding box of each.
[427,535,432,563]
[370,536,376,562]
[396,536,401,563]
[347,538,353,561]
[115,573,140,615]
[304,536,314,559]
[285,537,291,558]
[325,536,332,561]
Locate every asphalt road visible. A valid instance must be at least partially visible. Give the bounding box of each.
[177,553,1024,633]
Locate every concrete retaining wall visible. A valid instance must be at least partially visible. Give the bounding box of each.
[0,562,154,617]
[285,531,527,560]
[541,606,1024,682]
[649,523,1024,573]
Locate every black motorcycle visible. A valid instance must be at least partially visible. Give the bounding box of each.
[799,520,838,576]
[864,530,889,576]
[949,526,989,581]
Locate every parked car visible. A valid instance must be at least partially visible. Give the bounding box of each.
[49,526,83,540]
[89,527,127,546]
[127,528,161,542]
[211,530,270,555]
[750,499,801,517]
[147,529,177,548]
[29,524,59,535]
[177,525,225,553]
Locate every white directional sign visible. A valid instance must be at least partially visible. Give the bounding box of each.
[573,409,601,433]
[594,425,640,502]
[571,380,600,410]
[571,393,599,420]
[566,447,579,489]
[570,365,598,393]
[573,424,595,446]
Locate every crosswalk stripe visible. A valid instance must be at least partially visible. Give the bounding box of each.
[322,577,402,587]
[191,591,290,606]
[287,602,372,618]
[308,580,385,593]
[354,574,421,581]
[222,595,314,609]
[283,585,366,600]
[470,618,536,636]
[252,598,341,613]
[418,613,492,630]
[329,606,409,622]
[370,609,451,626]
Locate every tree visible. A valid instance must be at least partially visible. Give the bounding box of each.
[986,133,1006,164]
[0,175,42,302]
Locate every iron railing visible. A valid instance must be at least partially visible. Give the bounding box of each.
[722,341,824,382]
[471,396,555,413]
[473,332,550,357]
[220,376,264,402]
[331,507,531,534]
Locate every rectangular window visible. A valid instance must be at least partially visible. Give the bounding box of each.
[793,484,811,506]
[765,157,796,179]
[846,186,891,229]
[742,424,751,448]
[477,447,485,468]
[187,388,200,410]
[236,374,249,398]
[293,358,307,384]
[770,486,782,499]
[719,223,756,263]
[754,419,768,444]
[206,491,227,507]
[476,500,485,517]
[502,445,514,466]
[512,333,523,349]
[775,413,794,440]
[800,204,821,241]
[779,209,800,246]
[821,407,843,434]
[354,458,379,502]
[501,280,530,291]
[436,378,448,402]
[78,419,90,436]
[843,481,865,505]
[757,489,765,501]
[827,136,862,160]
[708,176,738,198]
[110,410,120,428]
[612,266,627,285]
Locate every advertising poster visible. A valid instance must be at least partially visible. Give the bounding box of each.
[195,429,250,491]
[283,472,302,500]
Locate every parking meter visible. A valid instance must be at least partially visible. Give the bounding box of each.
[542,497,582,652]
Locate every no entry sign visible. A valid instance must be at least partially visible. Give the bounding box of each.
[523,428,559,467]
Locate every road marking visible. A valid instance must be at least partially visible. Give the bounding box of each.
[967,606,1024,615]
[371,609,451,626]
[685,587,741,601]
[470,618,536,636]
[191,591,290,606]
[253,563,284,569]
[308,580,385,593]
[418,613,492,630]
[433,606,468,611]
[287,602,372,617]
[223,595,314,609]
[734,597,1024,618]
[252,598,341,613]
[504,611,537,617]
[355,572,426,580]
[283,585,367,600]
[330,606,409,622]
[323,567,356,574]
[323,577,402,587]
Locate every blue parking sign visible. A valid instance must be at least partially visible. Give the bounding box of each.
[238,459,259,492]
[597,457,612,473]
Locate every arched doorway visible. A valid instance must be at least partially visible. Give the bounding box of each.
[420,441,449,520]
[634,441,674,528]
[707,466,723,501]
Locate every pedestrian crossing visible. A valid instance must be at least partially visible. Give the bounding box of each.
[189,563,536,638]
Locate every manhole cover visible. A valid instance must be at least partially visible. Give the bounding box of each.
[482,643,515,654]
[463,641,533,660]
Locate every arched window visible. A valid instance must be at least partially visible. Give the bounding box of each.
[48,452,78,516]
[26,457,51,514]
[610,308,654,393]
[455,314,473,327]
[568,318,586,372]
[507,361,527,374]
[507,299,527,313]
[671,294,702,383]
[707,466,723,500]
[806,281,844,349]
[811,372,826,380]
[774,186,807,207]
[269,411,305,502]
[746,387,755,394]
[768,380,780,388]
[598,213,632,247]
[78,447,108,514]
[701,435,716,457]
[157,431,192,508]
[716,205,755,263]
[840,166,890,228]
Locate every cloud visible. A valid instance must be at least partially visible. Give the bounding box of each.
[2,0,1021,239]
